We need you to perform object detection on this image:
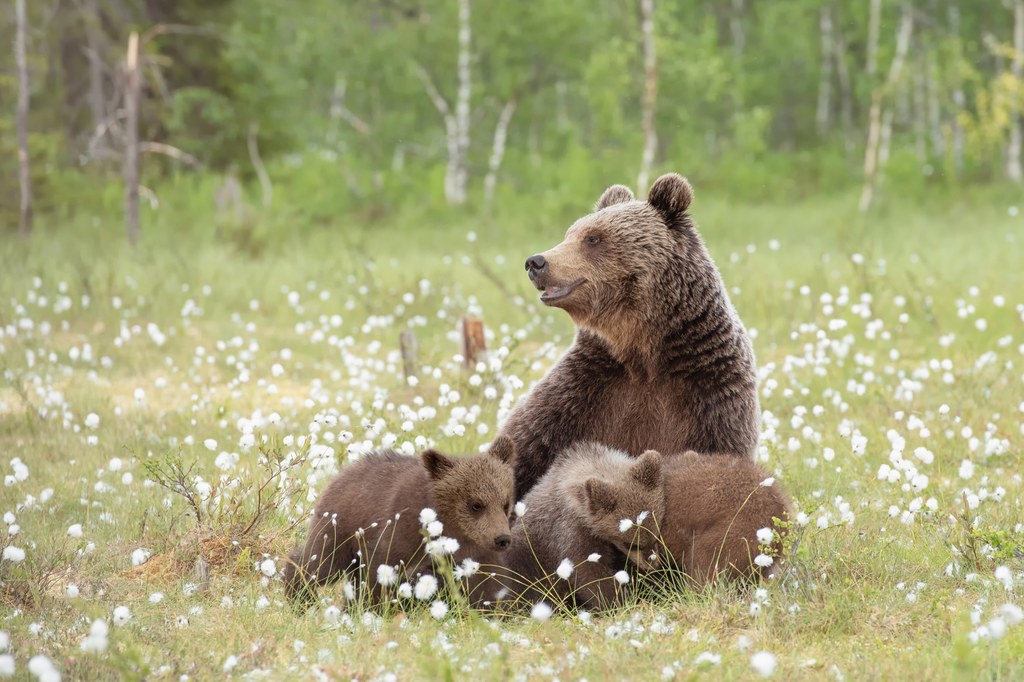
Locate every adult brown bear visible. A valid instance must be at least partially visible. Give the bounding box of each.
[501,174,760,497]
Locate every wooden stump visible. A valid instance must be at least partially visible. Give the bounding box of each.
[461,316,487,369]
[400,330,419,380]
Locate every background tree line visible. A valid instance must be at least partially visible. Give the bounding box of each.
[2,0,1023,238]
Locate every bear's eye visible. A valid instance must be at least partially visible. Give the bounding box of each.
[585,234,601,247]
[470,501,484,513]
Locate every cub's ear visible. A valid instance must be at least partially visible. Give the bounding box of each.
[631,450,663,489]
[487,436,516,465]
[421,449,456,480]
[594,184,635,212]
[582,478,618,515]
[647,173,693,219]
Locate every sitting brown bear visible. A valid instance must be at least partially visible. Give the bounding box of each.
[502,174,760,498]
[283,438,516,605]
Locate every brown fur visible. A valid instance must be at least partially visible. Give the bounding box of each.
[656,450,792,585]
[505,174,760,496]
[282,438,516,605]
[478,443,665,611]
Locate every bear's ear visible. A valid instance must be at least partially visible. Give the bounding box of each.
[594,184,635,212]
[647,173,693,220]
[631,450,663,489]
[582,478,618,515]
[487,436,516,465]
[421,449,456,480]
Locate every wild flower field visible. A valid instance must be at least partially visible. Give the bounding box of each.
[1,199,1023,680]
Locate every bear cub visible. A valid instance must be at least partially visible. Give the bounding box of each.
[283,437,517,605]
[482,443,665,612]
[657,450,792,586]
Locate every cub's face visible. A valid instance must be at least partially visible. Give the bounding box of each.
[421,437,517,554]
[577,450,666,571]
[524,175,693,332]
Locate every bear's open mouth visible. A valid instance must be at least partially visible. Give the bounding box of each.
[539,279,584,303]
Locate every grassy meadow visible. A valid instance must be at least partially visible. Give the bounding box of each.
[1,191,1023,681]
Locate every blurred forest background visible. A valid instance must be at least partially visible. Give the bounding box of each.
[2,0,1023,241]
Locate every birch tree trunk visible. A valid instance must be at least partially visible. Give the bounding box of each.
[16,0,33,237]
[453,0,471,204]
[730,0,745,60]
[912,50,927,161]
[834,21,855,153]
[867,0,882,77]
[124,32,140,244]
[484,99,517,212]
[948,2,965,171]
[81,0,107,136]
[859,5,914,213]
[927,52,944,159]
[637,0,658,194]
[816,5,834,136]
[1007,0,1024,183]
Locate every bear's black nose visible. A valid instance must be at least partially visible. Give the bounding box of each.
[495,534,512,550]
[525,255,547,273]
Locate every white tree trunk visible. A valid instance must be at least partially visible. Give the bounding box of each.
[948,2,965,171]
[484,99,518,212]
[927,53,944,159]
[834,21,854,153]
[124,32,140,245]
[816,6,834,136]
[247,124,273,208]
[867,0,882,77]
[912,50,927,161]
[637,0,658,194]
[1007,0,1023,183]
[453,0,471,204]
[16,0,32,237]
[81,0,107,135]
[860,5,914,213]
[730,0,745,60]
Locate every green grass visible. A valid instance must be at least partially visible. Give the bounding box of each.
[1,190,1023,680]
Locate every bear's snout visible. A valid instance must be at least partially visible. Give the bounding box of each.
[494,534,512,551]
[525,254,547,276]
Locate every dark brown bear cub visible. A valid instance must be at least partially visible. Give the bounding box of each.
[657,450,792,586]
[504,173,760,497]
[283,437,516,605]
[478,443,665,612]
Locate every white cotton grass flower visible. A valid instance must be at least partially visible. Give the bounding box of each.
[454,558,479,579]
[27,655,60,682]
[80,619,109,654]
[84,412,100,429]
[759,477,775,488]
[323,605,341,624]
[0,654,12,677]
[414,574,438,600]
[587,553,602,563]
[426,520,444,538]
[203,439,218,451]
[418,508,437,526]
[514,501,527,517]
[1000,604,1023,626]
[556,558,574,581]
[112,605,131,626]
[0,631,8,651]
[695,651,722,667]
[259,559,276,577]
[2,546,25,563]
[619,518,634,533]
[756,527,774,545]
[131,548,150,567]
[750,651,778,677]
[397,582,413,599]
[377,564,398,586]
[530,602,553,622]
[613,570,630,585]
[65,584,79,598]
[149,592,164,603]
[995,566,1013,591]
[429,600,449,620]
[754,554,774,568]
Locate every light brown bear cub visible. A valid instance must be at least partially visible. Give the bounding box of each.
[283,437,516,605]
[658,450,792,586]
[480,443,665,612]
